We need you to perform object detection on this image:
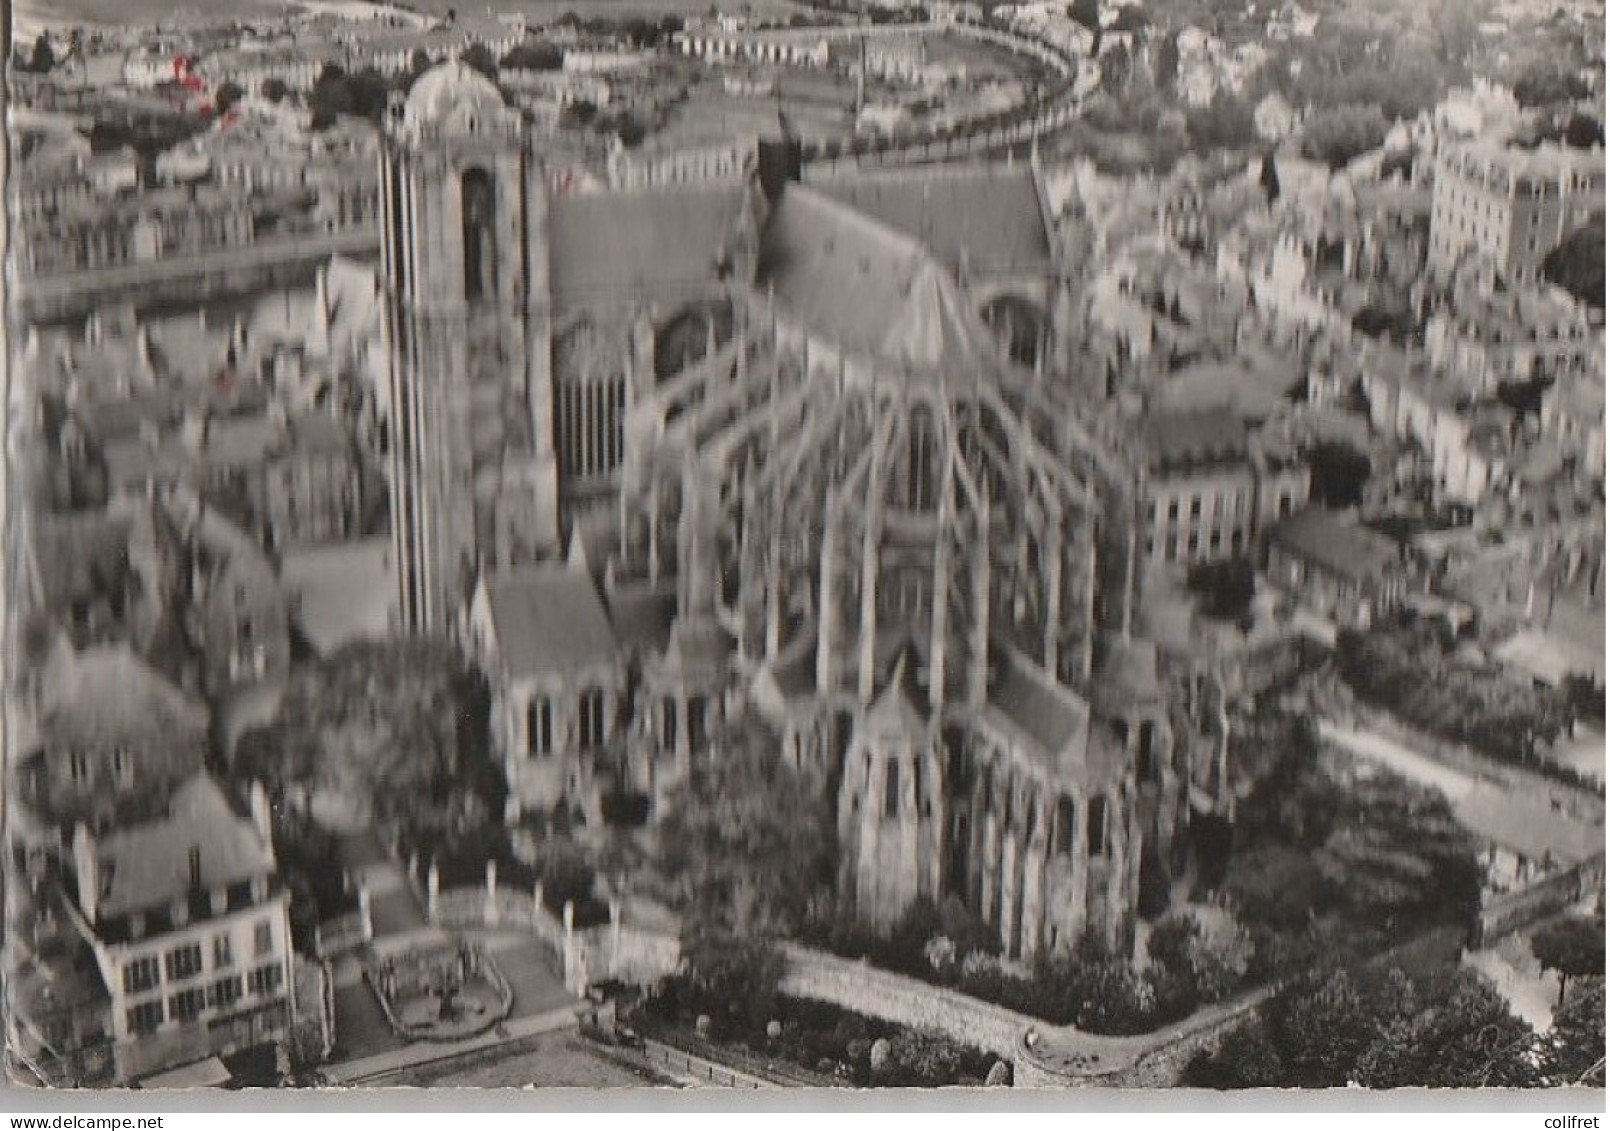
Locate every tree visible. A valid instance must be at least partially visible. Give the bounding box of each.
[214,81,244,115]
[1263,966,1375,1086]
[261,77,288,103]
[1301,103,1388,169]
[1147,905,1253,1004]
[1305,439,1372,507]
[1259,149,1281,204]
[1153,30,1181,94]
[1541,977,1606,1086]
[1542,216,1606,310]
[1512,60,1592,109]
[654,716,835,939]
[1314,770,1483,933]
[1186,558,1257,624]
[1067,0,1101,31]
[460,42,498,79]
[1352,968,1542,1088]
[1183,1019,1287,1088]
[502,41,564,71]
[231,638,493,844]
[1532,917,1605,1005]
[28,33,56,74]
[677,934,785,1040]
[1187,92,1257,153]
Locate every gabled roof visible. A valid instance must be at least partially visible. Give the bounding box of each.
[984,647,1090,767]
[809,164,1053,277]
[549,183,749,317]
[1140,406,1249,472]
[92,773,274,920]
[757,185,993,372]
[41,643,210,754]
[1269,507,1402,585]
[483,565,619,680]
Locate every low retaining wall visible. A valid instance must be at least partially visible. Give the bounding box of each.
[429,881,683,996]
[1476,854,1606,948]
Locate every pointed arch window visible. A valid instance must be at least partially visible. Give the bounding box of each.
[461,167,497,303]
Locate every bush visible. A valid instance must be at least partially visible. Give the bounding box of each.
[1147,906,1253,1005]
[530,839,597,913]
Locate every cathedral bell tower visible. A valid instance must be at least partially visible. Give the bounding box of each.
[381,59,561,634]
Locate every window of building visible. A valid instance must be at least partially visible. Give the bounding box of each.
[68,750,89,785]
[213,934,233,969]
[1187,533,1200,558]
[126,1000,164,1035]
[253,920,274,958]
[1166,499,1179,522]
[659,698,678,753]
[578,689,607,752]
[1189,496,1202,520]
[527,697,553,757]
[246,964,284,998]
[168,987,207,1024]
[884,760,901,819]
[122,956,160,995]
[1087,796,1108,858]
[208,975,242,1011]
[1138,719,1157,780]
[1054,796,1076,857]
[164,944,202,983]
[461,167,497,302]
[112,747,131,787]
[688,695,709,752]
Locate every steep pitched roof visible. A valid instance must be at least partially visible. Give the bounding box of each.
[41,643,210,753]
[985,647,1090,767]
[93,773,274,919]
[548,183,749,317]
[1140,406,1249,472]
[809,164,1053,277]
[1269,508,1402,586]
[483,566,619,680]
[756,185,993,372]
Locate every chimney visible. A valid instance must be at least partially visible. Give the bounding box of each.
[72,823,99,923]
[248,780,273,845]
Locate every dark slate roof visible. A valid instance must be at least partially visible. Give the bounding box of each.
[1269,507,1402,585]
[1139,406,1248,473]
[548,183,749,317]
[756,185,991,372]
[95,773,274,919]
[605,581,678,656]
[809,164,1052,277]
[485,566,619,679]
[986,648,1090,764]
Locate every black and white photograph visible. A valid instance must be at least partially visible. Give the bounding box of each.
[1,0,1605,1105]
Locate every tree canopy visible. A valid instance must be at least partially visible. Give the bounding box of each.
[1532,916,1605,1004]
[1542,215,1606,311]
[1305,439,1372,508]
[1301,103,1389,169]
[1190,961,1544,1088]
[502,41,565,71]
[1186,558,1257,625]
[654,716,835,941]
[231,638,495,842]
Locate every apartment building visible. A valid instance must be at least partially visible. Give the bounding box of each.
[1427,139,1604,282]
